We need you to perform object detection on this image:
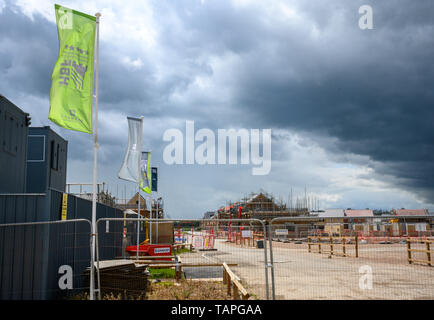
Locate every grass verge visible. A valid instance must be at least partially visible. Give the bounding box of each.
[149,267,176,279]
[173,247,191,255]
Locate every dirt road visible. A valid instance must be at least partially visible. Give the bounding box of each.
[181,239,434,300]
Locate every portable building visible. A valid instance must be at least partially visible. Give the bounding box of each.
[26,127,68,193]
[0,95,30,193]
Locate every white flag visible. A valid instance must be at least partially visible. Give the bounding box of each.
[118,117,143,182]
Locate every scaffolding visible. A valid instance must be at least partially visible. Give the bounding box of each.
[203,192,309,231]
[66,182,116,206]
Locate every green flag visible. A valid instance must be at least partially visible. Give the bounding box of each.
[49,4,96,134]
[140,151,152,194]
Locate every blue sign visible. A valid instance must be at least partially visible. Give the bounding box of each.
[151,167,157,192]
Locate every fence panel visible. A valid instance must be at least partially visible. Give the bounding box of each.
[269,215,434,300]
[0,219,92,300]
[95,218,270,300]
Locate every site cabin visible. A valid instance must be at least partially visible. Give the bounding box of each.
[26,126,68,193]
[0,94,30,193]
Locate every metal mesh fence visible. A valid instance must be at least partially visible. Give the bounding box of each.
[269,216,434,300]
[95,218,269,300]
[0,219,92,300]
[2,215,432,300]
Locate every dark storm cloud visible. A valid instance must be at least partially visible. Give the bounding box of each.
[154,0,434,203]
[0,5,57,96]
[241,0,434,202]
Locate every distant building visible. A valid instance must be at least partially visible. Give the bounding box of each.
[318,209,345,218]
[316,209,346,225]
[395,209,428,216]
[373,209,392,216]
[344,209,374,217]
[115,192,163,218]
[242,193,285,212]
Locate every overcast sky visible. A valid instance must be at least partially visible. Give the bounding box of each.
[1,0,433,218]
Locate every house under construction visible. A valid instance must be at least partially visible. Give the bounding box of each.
[211,192,308,222]
[115,192,164,219]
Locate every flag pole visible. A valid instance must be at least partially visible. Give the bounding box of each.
[149,196,152,244]
[90,12,101,301]
[136,183,141,259]
[136,117,144,259]
[149,150,153,244]
[156,194,159,244]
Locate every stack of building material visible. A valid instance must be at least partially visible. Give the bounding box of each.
[83,260,150,297]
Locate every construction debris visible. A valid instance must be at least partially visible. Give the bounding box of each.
[83,260,150,297]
